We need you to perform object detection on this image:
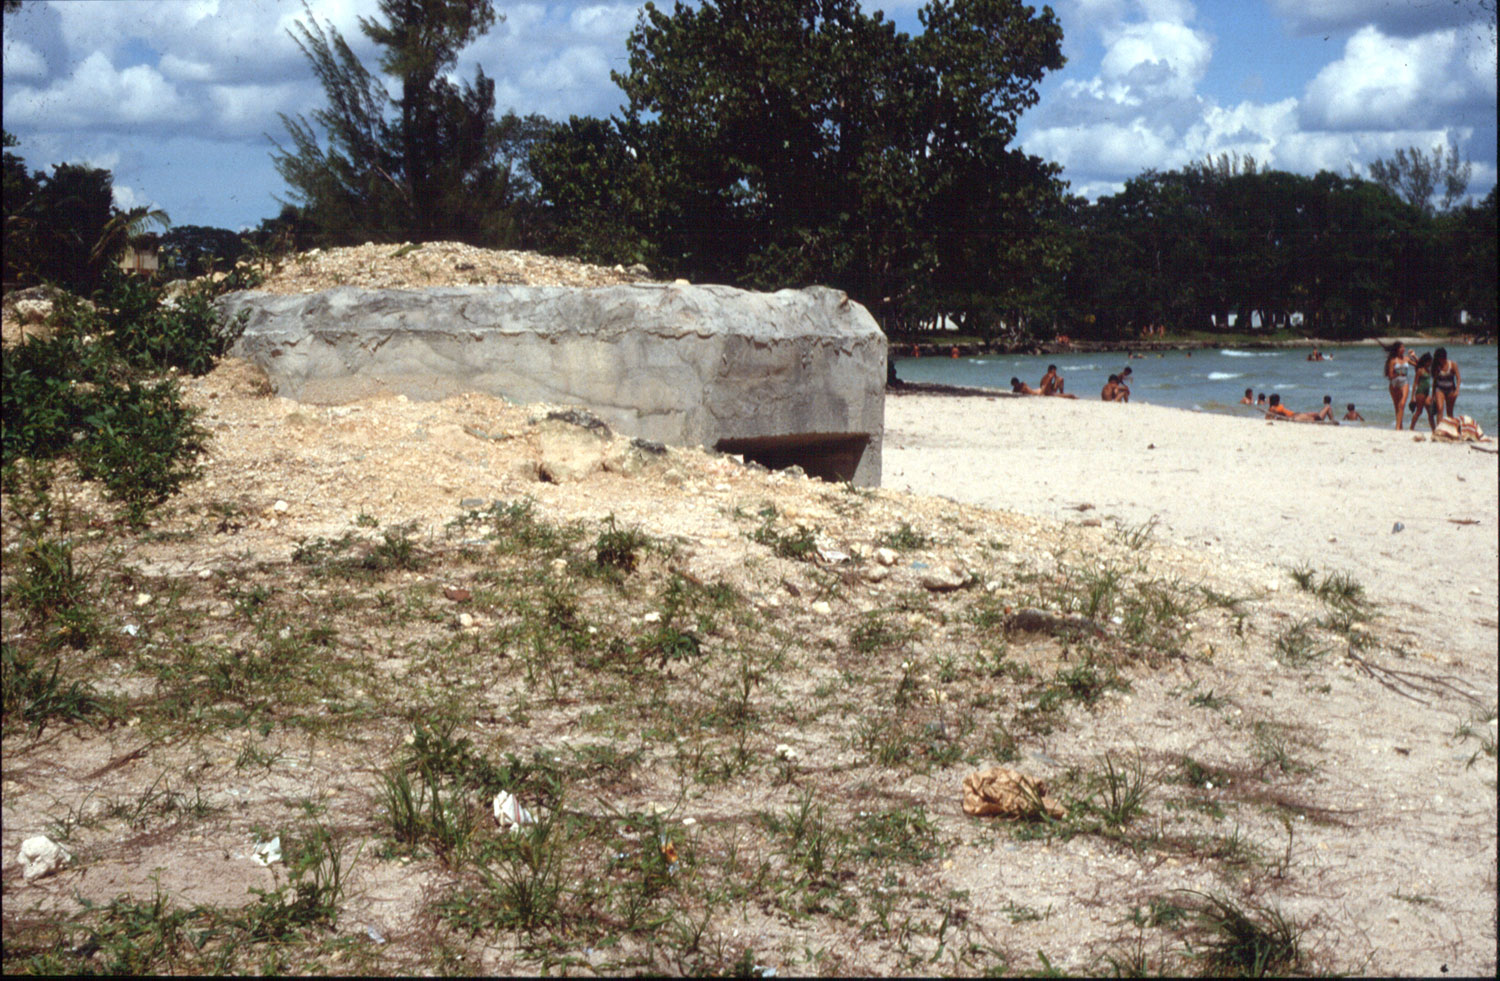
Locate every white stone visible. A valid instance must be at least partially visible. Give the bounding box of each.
[874,547,899,566]
[18,836,70,881]
[272,499,290,513]
[810,600,833,616]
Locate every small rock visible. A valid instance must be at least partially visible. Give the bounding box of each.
[197,568,213,580]
[272,499,289,513]
[920,565,968,591]
[135,592,153,607]
[18,835,70,881]
[643,611,662,624]
[862,565,891,583]
[810,600,833,616]
[444,587,472,602]
[874,547,899,567]
[460,498,485,509]
[458,613,475,628]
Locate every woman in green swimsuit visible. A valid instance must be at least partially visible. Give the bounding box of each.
[1408,353,1435,431]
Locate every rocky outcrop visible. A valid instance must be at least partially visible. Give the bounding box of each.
[218,282,886,485]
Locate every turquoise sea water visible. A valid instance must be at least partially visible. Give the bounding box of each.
[893,343,1499,434]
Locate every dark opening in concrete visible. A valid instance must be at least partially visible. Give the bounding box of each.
[714,433,872,484]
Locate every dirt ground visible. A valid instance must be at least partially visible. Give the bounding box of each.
[2,249,1495,975]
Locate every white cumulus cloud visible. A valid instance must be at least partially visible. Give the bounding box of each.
[2,38,48,80]
[4,51,196,129]
[1302,26,1495,131]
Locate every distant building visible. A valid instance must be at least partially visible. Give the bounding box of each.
[118,236,160,276]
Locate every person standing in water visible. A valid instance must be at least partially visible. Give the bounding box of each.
[1383,341,1416,428]
[1407,353,1435,431]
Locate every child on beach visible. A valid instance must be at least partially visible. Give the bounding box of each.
[1343,404,1364,421]
[1408,353,1435,430]
[1313,395,1337,422]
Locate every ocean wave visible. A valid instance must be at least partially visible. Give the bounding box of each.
[1220,349,1282,357]
[1469,382,1494,391]
[1207,371,1243,380]
[1321,371,1340,378]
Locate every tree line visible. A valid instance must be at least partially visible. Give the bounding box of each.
[6,0,1495,341]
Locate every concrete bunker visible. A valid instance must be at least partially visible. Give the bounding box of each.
[218,281,887,485]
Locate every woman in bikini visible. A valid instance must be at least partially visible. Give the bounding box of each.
[1383,341,1416,429]
[1430,347,1461,419]
[1407,352,1435,431]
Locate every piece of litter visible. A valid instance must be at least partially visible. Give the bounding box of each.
[122,624,140,637]
[251,836,282,866]
[365,925,386,944]
[1392,522,1404,533]
[492,791,535,833]
[18,836,71,881]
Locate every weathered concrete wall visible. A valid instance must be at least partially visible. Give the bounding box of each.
[218,283,886,485]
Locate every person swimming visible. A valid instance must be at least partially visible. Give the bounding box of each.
[1256,393,1266,406]
[1343,403,1364,422]
[1307,347,1325,361]
[1240,387,1255,404]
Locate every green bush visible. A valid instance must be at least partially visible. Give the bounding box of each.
[1,269,241,519]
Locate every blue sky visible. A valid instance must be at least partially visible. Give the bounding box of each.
[4,0,1495,231]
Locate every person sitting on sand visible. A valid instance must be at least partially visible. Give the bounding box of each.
[1240,387,1255,404]
[1101,375,1125,401]
[1312,395,1338,423]
[1264,393,1321,423]
[1010,376,1042,395]
[1431,347,1461,419]
[1038,364,1069,397]
[1114,366,1132,402]
[1343,403,1364,421]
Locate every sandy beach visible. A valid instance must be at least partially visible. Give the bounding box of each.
[885,390,1500,671]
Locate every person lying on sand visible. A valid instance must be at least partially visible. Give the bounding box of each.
[1010,377,1043,395]
[1241,388,1255,404]
[1038,365,1076,397]
[1343,403,1364,421]
[1264,393,1321,422]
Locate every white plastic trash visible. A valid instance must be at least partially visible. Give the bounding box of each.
[18,835,70,881]
[492,791,535,833]
[251,835,282,866]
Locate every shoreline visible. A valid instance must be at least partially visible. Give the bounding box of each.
[888,333,1495,358]
[883,392,1499,672]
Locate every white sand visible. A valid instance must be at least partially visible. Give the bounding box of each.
[885,391,1499,670]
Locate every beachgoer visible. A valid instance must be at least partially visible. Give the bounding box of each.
[1343,403,1364,421]
[1256,393,1266,406]
[1431,347,1461,419]
[1240,387,1254,404]
[1038,364,1075,397]
[1101,375,1125,401]
[1383,341,1416,429]
[1408,353,1435,430]
[1307,347,1324,362]
[1264,393,1320,422]
[1010,376,1042,396]
[1312,395,1337,423]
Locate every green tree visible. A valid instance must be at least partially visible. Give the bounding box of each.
[271,0,521,246]
[1366,140,1473,216]
[564,0,1066,332]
